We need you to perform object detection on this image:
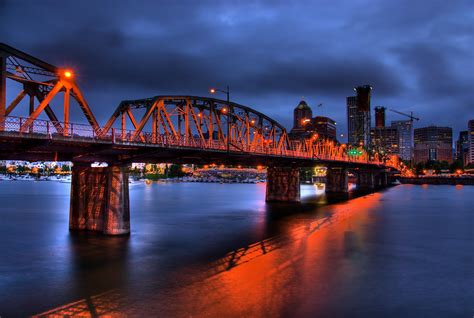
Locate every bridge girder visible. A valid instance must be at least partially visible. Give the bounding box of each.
[0,42,100,135]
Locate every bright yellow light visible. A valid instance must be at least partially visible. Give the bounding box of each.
[221,107,227,113]
[64,70,73,78]
[210,88,216,94]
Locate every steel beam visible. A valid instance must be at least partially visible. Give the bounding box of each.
[0,53,6,130]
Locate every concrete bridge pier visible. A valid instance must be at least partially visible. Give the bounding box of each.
[266,166,300,202]
[325,167,349,194]
[356,170,376,191]
[69,163,130,235]
[357,170,389,191]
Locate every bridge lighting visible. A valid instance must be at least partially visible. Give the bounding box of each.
[250,119,255,125]
[63,70,73,78]
[209,88,216,94]
[221,107,228,113]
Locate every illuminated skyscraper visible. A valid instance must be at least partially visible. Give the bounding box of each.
[290,100,312,136]
[414,126,453,163]
[347,85,371,147]
[469,120,474,164]
[375,106,386,128]
[391,120,413,161]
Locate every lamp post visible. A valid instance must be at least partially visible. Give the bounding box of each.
[210,86,230,152]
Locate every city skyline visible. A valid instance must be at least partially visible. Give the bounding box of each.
[1,1,473,141]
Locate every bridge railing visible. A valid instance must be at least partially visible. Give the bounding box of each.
[1,116,390,167]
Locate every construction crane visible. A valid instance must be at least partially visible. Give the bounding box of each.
[388,109,420,122]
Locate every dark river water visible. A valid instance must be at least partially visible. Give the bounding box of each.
[0,181,473,317]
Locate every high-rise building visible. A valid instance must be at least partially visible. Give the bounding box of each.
[391,120,413,161]
[469,120,474,165]
[289,100,337,141]
[375,106,386,128]
[291,100,312,132]
[311,116,337,141]
[370,127,399,155]
[347,85,371,147]
[414,126,453,163]
[456,131,469,165]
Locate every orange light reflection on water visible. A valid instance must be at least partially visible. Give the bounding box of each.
[35,193,383,317]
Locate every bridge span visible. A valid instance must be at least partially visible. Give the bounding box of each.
[0,43,399,235]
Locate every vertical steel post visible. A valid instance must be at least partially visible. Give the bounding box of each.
[152,109,157,143]
[121,111,126,141]
[0,54,6,131]
[29,94,34,133]
[64,88,70,136]
[226,86,230,152]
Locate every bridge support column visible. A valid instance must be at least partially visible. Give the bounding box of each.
[70,164,130,235]
[356,170,375,191]
[326,167,349,193]
[380,172,389,187]
[266,167,300,202]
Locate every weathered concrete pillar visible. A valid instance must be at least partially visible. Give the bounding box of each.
[326,167,349,193]
[356,170,375,191]
[70,164,130,235]
[266,167,300,202]
[103,165,130,235]
[380,172,389,187]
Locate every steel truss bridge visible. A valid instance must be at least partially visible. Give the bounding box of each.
[0,43,399,169]
[0,43,399,234]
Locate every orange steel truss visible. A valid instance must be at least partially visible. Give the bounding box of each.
[0,43,100,135]
[0,43,399,169]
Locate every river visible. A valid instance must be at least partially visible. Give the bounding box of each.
[0,181,473,317]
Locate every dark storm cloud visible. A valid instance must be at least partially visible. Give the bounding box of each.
[1,0,473,135]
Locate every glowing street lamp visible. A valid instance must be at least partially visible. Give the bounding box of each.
[63,69,73,79]
[209,85,231,151]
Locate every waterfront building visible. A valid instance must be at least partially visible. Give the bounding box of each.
[289,101,337,141]
[456,131,469,165]
[347,85,371,147]
[391,120,414,161]
[374,106,386,128]
[370,127,399,155]
[290,100,312,137]
[469,120,474,164]
[414,126,453,163]
[311,116,337,141]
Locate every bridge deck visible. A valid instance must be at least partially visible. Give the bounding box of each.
[0,116,390,169]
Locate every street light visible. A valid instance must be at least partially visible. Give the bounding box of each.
[210,85,231,152]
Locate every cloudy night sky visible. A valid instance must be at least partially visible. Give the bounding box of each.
[1,0,473,140]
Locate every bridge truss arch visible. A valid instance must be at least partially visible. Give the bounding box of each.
[101,95,293,155]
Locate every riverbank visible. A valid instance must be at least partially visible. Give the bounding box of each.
[399,176,474,185]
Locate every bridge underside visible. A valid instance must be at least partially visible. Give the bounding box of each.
[0,133,390,169]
